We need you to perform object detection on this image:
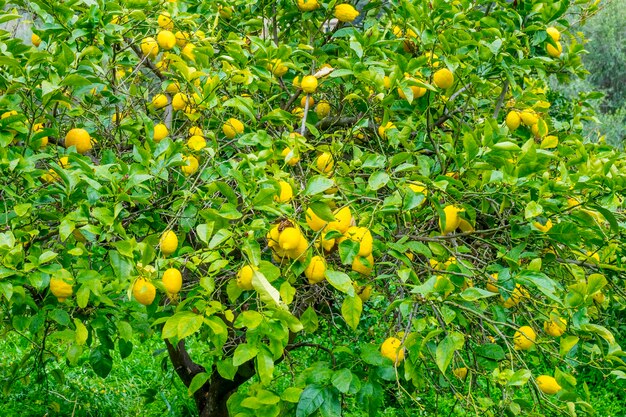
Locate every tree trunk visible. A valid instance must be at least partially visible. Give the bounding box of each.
[165,339,253,417]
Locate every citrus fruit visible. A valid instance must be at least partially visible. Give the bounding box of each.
[187,135,206,151]
[506,111,521,131]
[380,337,405,363]
[433,68,454,89]
[543,316,567,337]
[50,278,73,302]
[152,93,168,109]
[297,0,320,11]
[162,268,183,294]
[160,230,178,256]
[546,27,560,42]
[172,93,188,111]
[181,155,199,176]
[513,326,536,350]
[65,128,92,154]
[345,226,373,257]
[279,227,303,250]
[306,207,329,232]
[133,278,156,305]
[439,205,461,234]
[536,375,562,394]
[281,147,300,166]
[352,254,374,276]
[316,152,334,174]
[237,265,256,290]
[153,123,168,141]
[547,41,562,58]
[305,256,326,284]
[32,33,41,47]
[275,181,293,203]
[222,118,244,139]
[453,367,468,380]
[300,75,318,93]
[140,37,159,59]
[315,101,331,118]
[334,4,360,22]
[157,30,176,50]
[157,11,174,29]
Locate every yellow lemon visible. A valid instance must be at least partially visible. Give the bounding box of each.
[160,230,178,256]
[162,268,183,294]
[316,152,334,174]
[65,128,92,154]
[268,58,289,77]
[328,206,352,233]
[32,33,41,47]
[519,109,538,126]
[544,317,567,337]
[502,284,529,308]
[301,95,315,108]
[281,147,300,166]
[50,278,73,302]
[513,326,536,350]
[433,68,454,89]
[453,367,468,380]
[315,101,331,118]
[152,93,168,109]
[172,93,188,111]
[181,155,199,176]
[352,254,374,276]
[547,41,562,58]
[345,226,374,257]
[300,75,318,93]
[287,236,309,260]
[546,27,560,42]
[157,11,174,30]
[133,278,156,305]
[237,265,255,290]
[305,256,326,284]
[187,135,206,151]
[536,375,562,395]
[592,292,605,304]
[378,121,397,139]
[140,37,159,59]
[334,4,360,22]
[279,227,303,251]
[275,180,293,203]
[381,337,405,364]
[181,43,196,61]
[189,126,203,137]
[222,118,244,139]
[157,30,176,50]
[486,273,499,292]
[354,283,372,302]
[153,123,168,142]
[533,219,553,233]
[506,111,521,131]
[306,207,329,232]
[297,0,320,11]
[175,31,189,48]
[439,205,461,234]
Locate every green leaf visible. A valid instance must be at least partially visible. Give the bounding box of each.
[188,372,210,396]
[300,306,319,333]
[309,201,335,222]
[560,336,579,356]
[233,343,259,366]
[460,287,498,301]
[256,346,275,384]
[507,369,531,386]
[209,229,233,249]
[50,309,70,326]
[341,295,362,330]
[516,270,561,303]
[304,176,335,195]
[435,331,464,373]
[368,171,390,191]
[296,384,324,417]
[252,269,283,307]
[325,270,355,296]
[177,312,204,339]
[235,310,264,329]
[331,369,353,394]
[38,251,57,265]
[74,319,88,345]
[89,347,112,378]
[216,358,237,381]
[580,323,615,345]
[282,387,303,403]
[587,273,607,295]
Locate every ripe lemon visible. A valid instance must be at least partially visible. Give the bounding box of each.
[300,95,315,108]
[544,317,567,337]
[378,121,397,139]
[345,226,373,257]
[315,101,331,118]
[397,84,426,100]
[439,205,461,234]
[536,375,562,394]
[486,273,499,292]
[187,135,206,151]
[306,207,329,232]
[513,326,536,350]
[275,181,293,203]
[175,31,189,48]
[32,33,41,47]
[433,68,454,89]
[267,225,281,248]
[316,152,334,174]
[181,155,199,176]
[354,283,372,302]
[182,43,196,61]
[519,109,538,126]
[281,147,300,166]
[189,126,203,137]
[380,337,405,364]
[305,256,326,284]
[502,284,529,308]
[157,11,174,30]
[592,292,605,303]
[172,93,188,111]
[222,118,244,139]
[279,227,303,250]
[453,367,468,380]
[547,41,562,58]
[153,123,168,142]
[297,0,320,11]
[287,236,309,260]
[50,278,73,302]
[546,27,560,42]
[268,58,288,77]
[328,206,352,233]
[237,265,256,290]
[300,75,318,93]
[162,268,183,294]
[533,218,553,233]
[157,30,176,50]
[152,93,168,109]
[133,278,156,305]
[65,128,92,154]
[506,111,521,131]
[140,37,159,59]
[352,254,374,276]
[334,4,360,22]
[160,230,178,256]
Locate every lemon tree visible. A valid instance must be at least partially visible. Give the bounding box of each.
[1,0,625,416]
